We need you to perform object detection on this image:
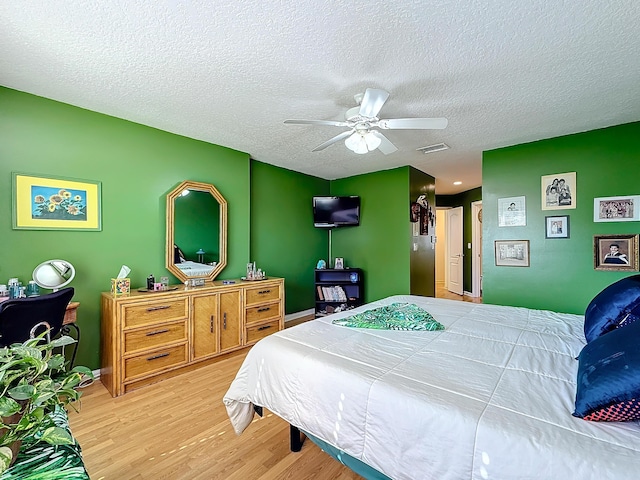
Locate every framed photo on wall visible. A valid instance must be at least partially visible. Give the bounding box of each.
[494,240,530,267]
[541,172,576,210]
[594,234,639,271]
[545,215,569,239]
[593,195,640,222]
[498,196,526,227]
[12,172,102,231]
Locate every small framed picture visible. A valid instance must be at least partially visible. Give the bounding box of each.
[545,215,570,239]
[594,234,639,271]
[593,195,640,222]
[494,240,530,267]
[334,257,344,269]
[498,196,526,227]
[541,172,576,210]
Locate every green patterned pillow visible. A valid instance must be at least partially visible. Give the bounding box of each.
[332,302,444,331]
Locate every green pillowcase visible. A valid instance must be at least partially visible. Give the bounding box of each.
[332,302,444,331]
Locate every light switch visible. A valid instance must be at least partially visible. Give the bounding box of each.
[468,242,472,249]
[413,243,418,251]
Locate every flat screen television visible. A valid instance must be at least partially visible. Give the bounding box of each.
[313,196,360,228]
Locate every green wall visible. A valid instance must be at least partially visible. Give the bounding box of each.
[249,160,329,313]
[330,167,411,303]
[0,87,251,370]
[482,122,640,314]
[437,187,483,293]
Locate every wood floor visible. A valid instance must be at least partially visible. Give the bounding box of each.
[68,351,363,480]
[435,283,482,303]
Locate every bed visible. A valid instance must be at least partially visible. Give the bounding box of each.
[224,294,640,479]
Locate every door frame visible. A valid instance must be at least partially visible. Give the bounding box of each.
[445,206,464,295]
[471,201,483,298]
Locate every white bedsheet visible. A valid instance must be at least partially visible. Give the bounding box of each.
[175,260,215,276]
[223,295,640,479]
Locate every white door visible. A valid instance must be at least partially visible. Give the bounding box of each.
[446,207,464,295]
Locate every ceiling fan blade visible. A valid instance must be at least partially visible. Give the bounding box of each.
[378,117,448,130]
[312,130,354,152]
[370,131,398,155]
[284,119,350,127]
[359,88,390,118]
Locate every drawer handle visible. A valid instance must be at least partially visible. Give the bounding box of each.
[223,312,227,330]
[147,353,169,361]
[210,315,214,333]
[257,307,271,313]
[257,325,272,331]
[258,289,271,295]
[147,305,171,312]
[146,329,169,336]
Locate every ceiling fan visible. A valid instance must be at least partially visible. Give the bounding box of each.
[284,88,448,155]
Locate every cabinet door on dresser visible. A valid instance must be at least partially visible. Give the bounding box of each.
[192,293,219,360]
[219,290,242,351]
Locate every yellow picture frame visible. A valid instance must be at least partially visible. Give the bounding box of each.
[12,172,102,231]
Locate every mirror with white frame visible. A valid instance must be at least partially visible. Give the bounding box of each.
[165,180,227,282]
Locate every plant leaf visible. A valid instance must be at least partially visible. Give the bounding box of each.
[8,384,36,401]
[40,426,73,445]
[0,446,13,474]
[0,397,21,417]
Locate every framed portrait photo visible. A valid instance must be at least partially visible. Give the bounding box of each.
[593,195,640,222]
[494,240,530,267]
[541,172,576,210]
[545,215,569,239]
[594,234,639,271]
[498,196,526,227]
[334,257,344,269]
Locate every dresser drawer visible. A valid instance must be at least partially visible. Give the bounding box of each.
[122,297,189,328]
[124,344,188,380]
[245,301,280,325]
[245,283,281,306]
[246,320,280,344]
[124,321,187,354]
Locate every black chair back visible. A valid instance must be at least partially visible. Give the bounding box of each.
[0,287,74,347]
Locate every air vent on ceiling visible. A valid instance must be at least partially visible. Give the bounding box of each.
[417,143,449,154]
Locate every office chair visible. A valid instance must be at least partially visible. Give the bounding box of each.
[0,287,74,347]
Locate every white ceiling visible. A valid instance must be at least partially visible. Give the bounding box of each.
[2,2,639,194]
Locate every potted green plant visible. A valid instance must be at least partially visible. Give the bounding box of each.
[0,335,93,473]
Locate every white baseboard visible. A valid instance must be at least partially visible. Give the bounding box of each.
[285,308,315,323]
[464,290,481,298]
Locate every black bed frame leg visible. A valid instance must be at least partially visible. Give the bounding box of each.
[289,424,306,452]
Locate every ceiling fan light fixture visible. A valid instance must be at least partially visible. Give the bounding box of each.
[364,131,382,151]
[345,132,368,154]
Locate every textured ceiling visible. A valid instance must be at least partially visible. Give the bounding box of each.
[1,1,639,194]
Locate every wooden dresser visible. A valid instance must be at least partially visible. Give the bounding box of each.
[100,277,284,397]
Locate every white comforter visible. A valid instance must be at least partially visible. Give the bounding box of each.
[223,295,640,479]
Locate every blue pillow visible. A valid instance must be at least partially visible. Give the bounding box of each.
[574,318,640,421]
[584,275,640,343]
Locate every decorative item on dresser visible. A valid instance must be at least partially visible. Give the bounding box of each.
[100,277,284,397]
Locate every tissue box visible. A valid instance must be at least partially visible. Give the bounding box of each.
[111,278,131,296]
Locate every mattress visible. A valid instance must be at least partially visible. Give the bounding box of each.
[224,295,640,479]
